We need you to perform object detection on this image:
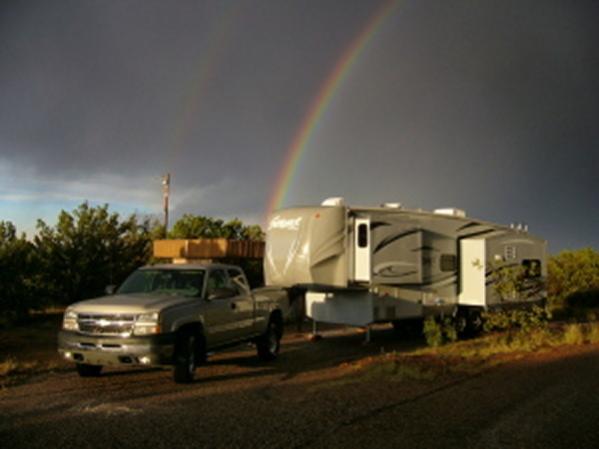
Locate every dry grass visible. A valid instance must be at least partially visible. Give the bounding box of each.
[347,321,599,384]
[562,324,585,345]
[0,357,62,378]
[0,313,69,386]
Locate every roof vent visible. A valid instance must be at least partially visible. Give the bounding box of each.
[434,208,466,218]
[382,202,402,208]
[321,197,345,207]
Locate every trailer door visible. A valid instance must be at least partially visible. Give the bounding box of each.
[458,238,486,306]
[354,218,371,282]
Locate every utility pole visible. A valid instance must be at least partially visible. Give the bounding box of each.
[162,173,170,234]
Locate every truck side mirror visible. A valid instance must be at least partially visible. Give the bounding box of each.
[105,285,116,295]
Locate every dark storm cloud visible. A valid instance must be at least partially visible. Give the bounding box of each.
[0,0,597,250]
[285,0,599,250]
[0,0,376,180]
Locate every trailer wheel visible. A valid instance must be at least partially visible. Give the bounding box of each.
[454,311,469,339]
[467,310,483,336]
[173,331,200,383]
[257,317,282,361]
[76,363,103,377]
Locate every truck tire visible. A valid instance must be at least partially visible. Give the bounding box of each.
[256,317,282,361]
[76,363,103,377]
[173,332,198,383]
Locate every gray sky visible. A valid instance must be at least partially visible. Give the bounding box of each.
[0,0,597,252]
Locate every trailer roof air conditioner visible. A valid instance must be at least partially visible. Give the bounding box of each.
[321,197,345,207]
[434,208,466,218]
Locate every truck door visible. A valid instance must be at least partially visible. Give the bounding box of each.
[203,269,239,346]
[354,218,371,282]
[226,268,256,340]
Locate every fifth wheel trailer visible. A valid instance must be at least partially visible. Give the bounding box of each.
[264,198,547,334]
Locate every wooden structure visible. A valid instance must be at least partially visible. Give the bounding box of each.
[153,239,264,263]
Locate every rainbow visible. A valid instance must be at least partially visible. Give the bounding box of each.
[265,0,398,219]
[166,4,241,170]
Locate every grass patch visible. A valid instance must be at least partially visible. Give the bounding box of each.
[0,357,62,378]
[343,321,599,388]
[563,324,585,345]
[0,313,68,386]
[360,355,438,382]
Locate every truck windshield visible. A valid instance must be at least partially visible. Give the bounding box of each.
[117,269,205,297]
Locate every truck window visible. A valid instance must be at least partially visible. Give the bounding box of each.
[228,269,249,294]
[440,254,457,272]
[206,269,236,299]
[118,269,204,297]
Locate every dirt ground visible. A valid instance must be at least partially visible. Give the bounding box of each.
[1,321,599,449]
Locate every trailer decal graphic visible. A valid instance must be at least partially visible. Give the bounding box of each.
[373,228,420,253]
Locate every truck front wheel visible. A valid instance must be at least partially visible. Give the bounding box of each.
[256,318,282,361]
[173,332,199,383]
[76,363,102,377]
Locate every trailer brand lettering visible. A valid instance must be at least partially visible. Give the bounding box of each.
[268,216,302,231]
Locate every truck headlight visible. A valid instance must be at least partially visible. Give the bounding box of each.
[62,309,78,331]
[133,312,160,336]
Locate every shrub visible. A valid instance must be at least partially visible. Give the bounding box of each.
[547,248,599,310]
[423,317,458,347]
[0,222,41,321]
[482,306,549,334]
[562,324,586,345]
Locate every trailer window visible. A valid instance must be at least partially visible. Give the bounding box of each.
[357,223,368,248]
[504,246,517,260]
[440,254,457,272]
[522,259,542,278]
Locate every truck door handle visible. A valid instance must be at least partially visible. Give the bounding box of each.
[230,302,237,310]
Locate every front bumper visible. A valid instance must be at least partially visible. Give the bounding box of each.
[58,330,176,367]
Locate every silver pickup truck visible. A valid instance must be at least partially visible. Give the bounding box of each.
[58,263,288,383]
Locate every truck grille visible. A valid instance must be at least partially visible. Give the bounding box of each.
[77,314,137,336]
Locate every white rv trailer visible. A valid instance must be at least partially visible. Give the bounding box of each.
[264,198,547,335]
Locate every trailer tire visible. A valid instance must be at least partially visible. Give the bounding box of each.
[76,363,103,377]
[173,331,200,383]
[454,311,469,339]
[467,309,483,336]
[257,316,282,361]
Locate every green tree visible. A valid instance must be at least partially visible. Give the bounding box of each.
[34,203,153,304]
[489,263,528,302]
[168,214,264,241]
[167,214,265,287]
[0,221,39,320]
[547,248,599,309]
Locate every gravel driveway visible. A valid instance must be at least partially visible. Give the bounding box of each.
[1,326,598,449]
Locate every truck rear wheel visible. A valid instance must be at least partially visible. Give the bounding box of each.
[257,318,282,361]
[173,332,198,383]
[76,363,103,377]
